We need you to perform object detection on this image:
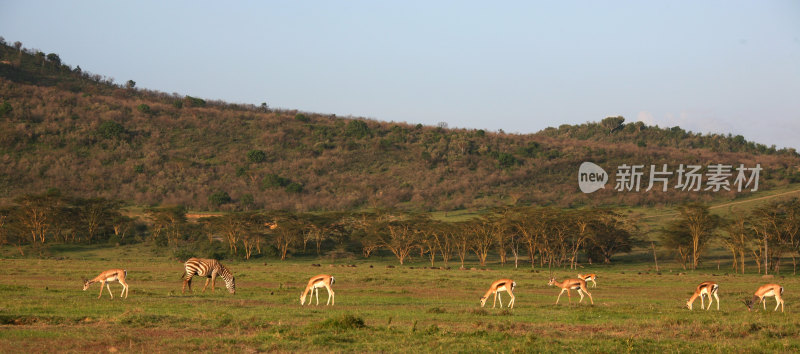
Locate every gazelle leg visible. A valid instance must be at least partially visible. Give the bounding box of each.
[498,292,503,308]
[701,294,705,310]
[508,291,515,308]
[315,287,320,305]
[567,289,572,304]
[775,297,781,312]
[324,284,335,305]
[556,288,566,304]
[577,289,584,303]
[763,298,767,310]
[106,282,114,299]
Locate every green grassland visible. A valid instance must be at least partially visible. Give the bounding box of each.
[1,244,798,353]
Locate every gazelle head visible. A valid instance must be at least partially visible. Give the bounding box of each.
[479,296,488,308]
[686,300,693,310]
[743,297,756,312]
[547,277,556,286]
[82,278,90,291]
[300,292,307,305]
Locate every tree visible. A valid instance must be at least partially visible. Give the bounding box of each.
[126,80,136,89]
[661,220,693,270]
[466,217,495,267]
[381,218,419,265]
[208,191,232,208]
[13,193,59,244]
[147,206,187,248]
[76,197,122,243]
[601,116,625,133]
[265,211,302,260]
[584,210,635,264]
[676,203,720,270]
[721,212,753,274]
[46,53,61,66]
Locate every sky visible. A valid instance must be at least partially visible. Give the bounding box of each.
[1,1,799,149]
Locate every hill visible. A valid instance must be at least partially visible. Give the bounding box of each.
[1,40,799,211]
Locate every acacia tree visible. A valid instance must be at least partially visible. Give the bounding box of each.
[382,218,419,265]
[567,210,595,269]
[265,211,302,260]
[13,193,60,245]
[661,218,693,270]
[584,210,635,264]
[433,221,454,267]
[347,212,385,258]
[676,203,720,270]
[76,198,122,243]
[511,207,546,269]
[721,212,753,274]
[452,221,472,268]
[467,216,495,267]
[749,204,785,274]
[416,217,440,266]
[147,206,187,248]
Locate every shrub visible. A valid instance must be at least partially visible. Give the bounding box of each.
[345,120,370,138]
[184,96,206,107]
[294,113,309,122]
[208,191,232,207]
[497,152,519,169]
[318,315,366,330]
[285,182,304,194]
[98,121,126,139]
[137,104,151,114]
[0,102,12,117]
[247,150,266,163]
[262,174,290,189]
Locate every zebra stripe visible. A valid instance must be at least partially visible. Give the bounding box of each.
[182,258,236,294]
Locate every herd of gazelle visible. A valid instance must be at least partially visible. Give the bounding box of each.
[82,262,785,312]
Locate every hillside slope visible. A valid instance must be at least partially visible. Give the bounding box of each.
[1,42,799,211]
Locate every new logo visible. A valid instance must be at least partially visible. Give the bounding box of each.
[578,162,608,193]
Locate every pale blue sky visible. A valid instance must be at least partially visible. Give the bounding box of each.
[2,1,799,148]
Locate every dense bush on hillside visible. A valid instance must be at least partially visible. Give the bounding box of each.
[1,41,799,211]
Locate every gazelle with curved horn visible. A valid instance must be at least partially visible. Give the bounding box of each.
[548,276,593,305]
[576,273,597,288]
[686,281,719,310]
[744,283,784,312]
[83,269,129,299]
[479,279,516,309]
[300,274,335,306]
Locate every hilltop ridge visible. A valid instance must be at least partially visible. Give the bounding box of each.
[1,40,799,211]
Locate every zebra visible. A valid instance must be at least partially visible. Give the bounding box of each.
[181,258,236,294]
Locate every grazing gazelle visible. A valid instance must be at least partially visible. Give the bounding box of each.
[686,281,719,310]
[83,269,129,299]
[479,279,516,309]
[576,273,597,288]
[182,258,236,294]
[548,276,593,305]
[745,284,784,312]
[300,274,335,306]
